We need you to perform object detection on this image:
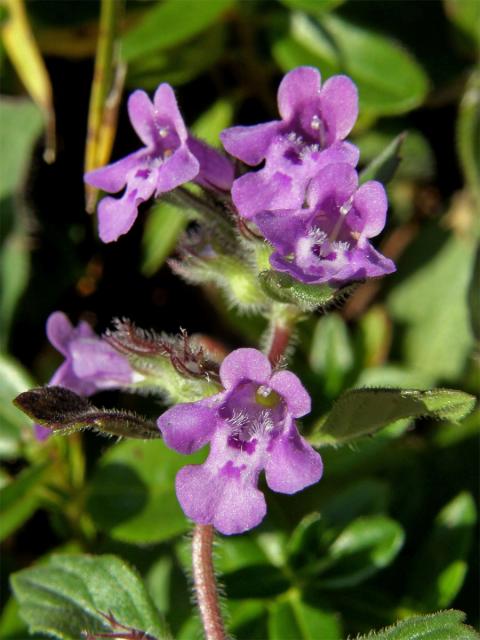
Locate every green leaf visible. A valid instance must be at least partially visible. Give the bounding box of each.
[87,439,204,544]
[0,98,43,349]
[310,313,354,398]
[268,595,342,640]
[355,609,479,640]
[456,71,480,210]
[14,386,161,439]
[122,0,234,61]
[0,462,50,541]
[444,0,480,49]
[278,0,345,14]
[388,229,476,381]
[11,554,165,640]
[0,354,36,459]
[259,269,356,311]
[273,13,429,116]
[312,388,476,447]
[405,492,477,611]
[141,201,188,276]
[191,98,234,147]
[319,515,404,588]
[359,133,405,185]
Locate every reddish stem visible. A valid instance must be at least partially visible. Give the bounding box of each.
[267,323,292,367]
[192,524,226,640]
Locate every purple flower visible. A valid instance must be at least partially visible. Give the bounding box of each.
[84,84,233,243]
[256,163,396,286]
[35,312,133,440]
[158,348,323,535]
[221,66,359,218]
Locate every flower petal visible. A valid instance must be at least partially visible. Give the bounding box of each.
[127,90,156,147]
[320,75,358,144]
[70,339,132,388]
[176,464,267,535]
[158,401,218,454]
[307,163,358,211]
[255,210,309,256]
[269,371,311,418]
[352,181,388,237]
[34,424,51,441]
[46,312,74,355]
[232,170,301,219]
[49,360,97,396]
[220,121,280,166]
[277,66,322,121]
[153,83,188,142]
[220,348,272,390]
[84,151,143,194]
[265,425,323,494]
[156,146,199,193]
[187,136,234,191]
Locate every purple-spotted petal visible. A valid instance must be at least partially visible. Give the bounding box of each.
[220,122,280,166]
[220,348,272,390]
[84,151,143,194]
[158,401,219,454]
[70,339,132,388]
[265,426,323,494]
[277,66,321,121]
[156,146,199,193]
[127,90,156,147]
[269,371,311,418]
[46,312,74,355]
[352,181,388,237]
[176,464,267,535]
[187,137,234,191]
[320,75,358,145]
[153,83,188,142]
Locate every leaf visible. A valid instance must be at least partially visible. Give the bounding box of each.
[273,13,429,116]
[388,228,475,381]
[141,201,189,276]
[268,595,342,640]
[1,0,55,160]
[279,0,345,14]
[14,386,161,440]
[191,99,234,147]
[309,313,354,398]
[312,388,476,447]
[0,354,36,459]
[259,269,357,311]
[444,0,480,49]
[11,554,165,640]
[355,609,479,640]
[456,71,480,209]
[405,492,477,611]
[318,515,404,588]
[0,99,43,350]
[359,133,405,185]
[87,439,204,544]
[0,463,50,541]
[122,0,234,61]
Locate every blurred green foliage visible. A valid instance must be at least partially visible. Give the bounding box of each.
[0,0,478,639]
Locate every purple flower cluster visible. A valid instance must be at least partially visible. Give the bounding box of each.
[84,84,233,242]
[35,312,132,440]
[158,348,322,535]
[221,66,395,285]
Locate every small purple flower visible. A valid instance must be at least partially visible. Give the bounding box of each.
[158,348,322,535]
[84,84,233,243]
[256,163,396,286]
[35,312,133,440]
[221,66,359,218]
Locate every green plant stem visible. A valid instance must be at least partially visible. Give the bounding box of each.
[192,524,226,640]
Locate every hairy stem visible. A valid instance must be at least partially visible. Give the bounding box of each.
[192,524,226,640]
[267,322,292,366]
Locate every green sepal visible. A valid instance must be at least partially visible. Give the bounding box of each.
[258,269,357,312]
[311,388,476,447]
[13,387,161,440]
